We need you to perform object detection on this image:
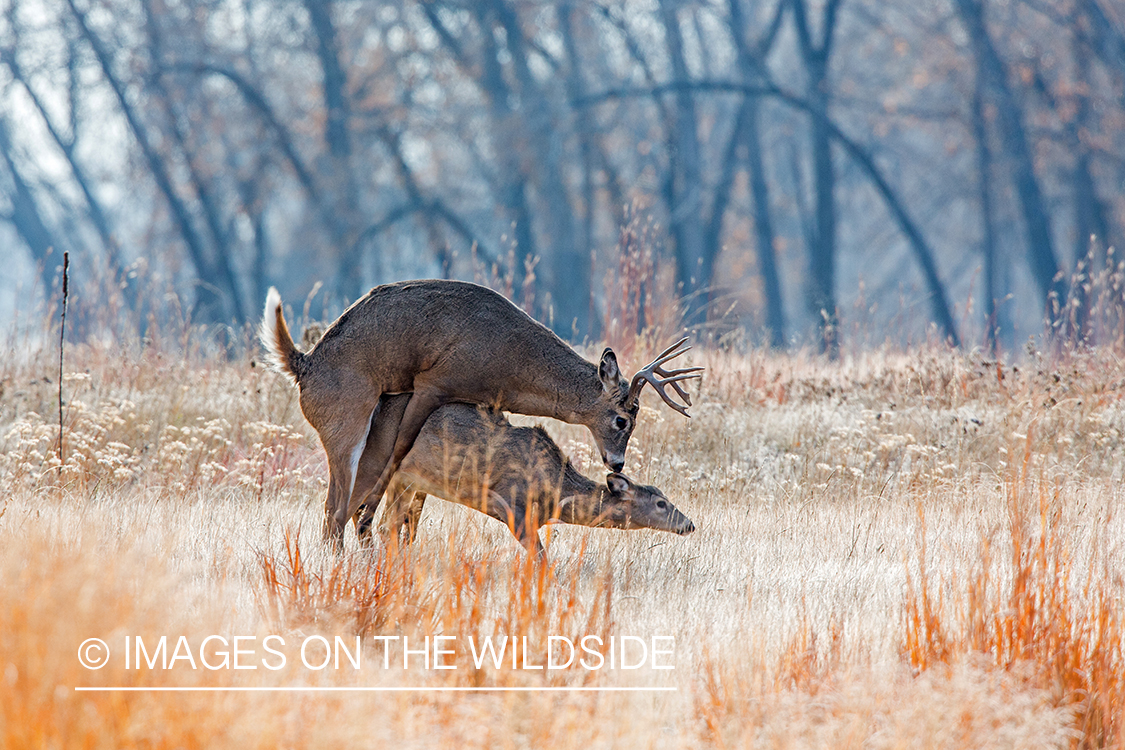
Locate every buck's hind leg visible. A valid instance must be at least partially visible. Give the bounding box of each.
[321,415,376,549]
[340,388,445,531]
[304,382,380,550]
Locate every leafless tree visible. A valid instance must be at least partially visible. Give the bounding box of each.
[2,0,1123,351]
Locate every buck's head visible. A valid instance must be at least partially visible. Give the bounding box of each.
[590,338,703,472]
[560,473,695,535]
[593,348,638,471]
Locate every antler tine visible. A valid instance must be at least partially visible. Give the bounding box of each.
[654,363,705,405]
[649,337,691,368]
[644,372,697,416]
[627,337,703,416]
[649,338,703,403]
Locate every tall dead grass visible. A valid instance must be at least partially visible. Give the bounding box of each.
[1,312,1124,747]
[258,529,615,685]
[904,437,1124,749]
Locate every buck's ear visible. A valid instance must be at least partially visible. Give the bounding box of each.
[606,472,631,495]
[599,348,622,391]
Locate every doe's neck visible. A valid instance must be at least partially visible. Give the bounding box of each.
[556,471,612,526]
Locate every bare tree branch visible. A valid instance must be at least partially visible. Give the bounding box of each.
[575,77,961,346]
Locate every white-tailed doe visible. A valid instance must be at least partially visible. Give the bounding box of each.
[354,396,695,555]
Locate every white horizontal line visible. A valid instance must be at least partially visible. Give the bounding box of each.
[74,686,677,693]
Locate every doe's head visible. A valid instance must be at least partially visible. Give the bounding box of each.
[579,472,695,536]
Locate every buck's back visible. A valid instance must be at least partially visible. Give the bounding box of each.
[303,281,591,399]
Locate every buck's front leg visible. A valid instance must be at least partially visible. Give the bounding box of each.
[350,394,411,546]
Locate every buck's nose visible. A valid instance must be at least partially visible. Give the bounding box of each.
[602,451,625,472]
[679,519,696,535]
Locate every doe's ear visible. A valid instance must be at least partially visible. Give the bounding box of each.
[605,472,631,495]
[555,496,578,520]
[599,348,622,392]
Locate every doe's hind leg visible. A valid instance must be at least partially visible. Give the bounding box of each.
[483,491,546,558]
[377,479,427,547]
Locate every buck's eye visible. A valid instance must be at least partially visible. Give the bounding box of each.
[656,500,667,510]
[615,416,628,430]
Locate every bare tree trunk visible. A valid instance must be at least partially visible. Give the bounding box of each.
[1082,0,1125,107]
[491,0,584,334]
[231,166,270,313]
[793,0,843,357]
[559,2,597,339]
[468,2,538,292]
[658,0,711,327]
[808,64,837,356]
[745,101,786,348]
[704,96,784,347]
[727,0,786,348]
[304,0,350,161]
[67,0,227,324]
[704,100,750,294]
[0,117,64,296]
[171,59,351,264]
[576,76,961,346]
[370,125,468,282]
[304,0,363,304]
[970,64,1001,354]
[142,0,245,324]
[252,207,269,312]
[955,0,1064,324]
[1067,8,1113,342]
[1,33,134,312]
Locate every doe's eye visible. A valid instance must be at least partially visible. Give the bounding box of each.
[656,500,667,509]
[614,416,628,430]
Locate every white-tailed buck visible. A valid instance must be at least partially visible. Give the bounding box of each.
[261,280,700,548]
[353,396,695,554]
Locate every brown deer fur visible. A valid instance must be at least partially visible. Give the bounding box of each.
[260,280,699,548]
[355,396,695,554]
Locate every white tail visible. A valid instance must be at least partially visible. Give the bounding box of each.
[259,287,300,385]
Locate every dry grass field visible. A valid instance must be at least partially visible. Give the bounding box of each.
[1,324,1123,748]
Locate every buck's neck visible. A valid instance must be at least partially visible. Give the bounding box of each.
[502,358,606,425]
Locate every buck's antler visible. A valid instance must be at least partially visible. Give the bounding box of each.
[626,337,704,417]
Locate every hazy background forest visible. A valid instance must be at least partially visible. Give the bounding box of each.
[2,0,1124,355]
